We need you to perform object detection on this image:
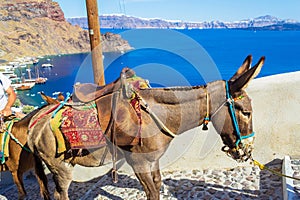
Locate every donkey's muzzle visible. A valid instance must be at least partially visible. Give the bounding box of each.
[222,137,254,162]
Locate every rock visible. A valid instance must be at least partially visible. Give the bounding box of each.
[0,0,132,62]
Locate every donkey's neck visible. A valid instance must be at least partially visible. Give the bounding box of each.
[139,85,211,135]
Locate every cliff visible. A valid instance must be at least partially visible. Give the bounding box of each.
[0,0,132,63]
[67,14,300,30]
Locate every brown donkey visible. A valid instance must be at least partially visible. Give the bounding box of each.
[27,55,264,200]
[0,109,50,200]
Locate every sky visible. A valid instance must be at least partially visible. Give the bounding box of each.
[55,0,300,22]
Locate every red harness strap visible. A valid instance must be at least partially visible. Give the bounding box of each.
[130,97,142,145]
[29,104,60,129]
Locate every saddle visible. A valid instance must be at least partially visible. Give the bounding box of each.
[73,67,137,103]
[45,68,150,154]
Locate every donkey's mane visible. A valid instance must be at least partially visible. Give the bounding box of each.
[138,80,225,104]
[142,80,224,91]
[139,85,206,104]
[144,85,205,91]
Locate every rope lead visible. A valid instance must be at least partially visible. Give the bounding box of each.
[252,159,300,181]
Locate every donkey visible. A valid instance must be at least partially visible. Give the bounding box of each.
[27,55,264,200]
[0,93,63,199]
[0,109,50,200]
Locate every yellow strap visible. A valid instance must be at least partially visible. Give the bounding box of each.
[253,159,265,170]
[253,159,300,181]
[205,88,209,118]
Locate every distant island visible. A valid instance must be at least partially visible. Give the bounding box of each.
[67,14,300,31]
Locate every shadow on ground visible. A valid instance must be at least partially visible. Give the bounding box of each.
[0,159,282,199]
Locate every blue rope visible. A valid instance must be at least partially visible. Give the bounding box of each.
[51,92,71,118]
[225,82,255,146]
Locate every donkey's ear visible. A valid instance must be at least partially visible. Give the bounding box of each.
[40,91,59,105]
[229,55,252,83]
[229,56,265,94]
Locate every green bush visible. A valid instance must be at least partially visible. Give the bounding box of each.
[22,105,35,114]
[13,99,22,108]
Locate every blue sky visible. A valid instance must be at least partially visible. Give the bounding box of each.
[55,0,300,22]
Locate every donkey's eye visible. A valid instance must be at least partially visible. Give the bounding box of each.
[242,111,251,118]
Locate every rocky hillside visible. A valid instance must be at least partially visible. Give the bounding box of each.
[0,0,132,63]
[68,14,300,30]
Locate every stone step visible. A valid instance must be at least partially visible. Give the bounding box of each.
[282,155,300,200]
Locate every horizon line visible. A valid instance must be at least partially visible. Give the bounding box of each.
[66,14,299,23]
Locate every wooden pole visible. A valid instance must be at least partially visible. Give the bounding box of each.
[85,0,105,85]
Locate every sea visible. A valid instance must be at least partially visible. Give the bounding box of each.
[16,29,300,107]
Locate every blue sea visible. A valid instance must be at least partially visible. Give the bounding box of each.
[17,29,300,107]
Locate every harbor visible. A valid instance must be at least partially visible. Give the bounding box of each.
[0,56,49,91]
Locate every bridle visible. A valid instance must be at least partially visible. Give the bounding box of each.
[225,81,255,146]
[203,81,255,148]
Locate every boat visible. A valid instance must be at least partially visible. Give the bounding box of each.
[42,63,53,68]
[10,76,35,91]
[35,77,47,84]
[15,84,34,91]
[1,70,18,79]
[33,58,39,65]
[11,80,35,90]
[25,65,47,84]
[24,77,47,84]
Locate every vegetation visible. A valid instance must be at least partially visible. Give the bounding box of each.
[22,105,35,114]
[13,98,35,114]
[13,98,22,108]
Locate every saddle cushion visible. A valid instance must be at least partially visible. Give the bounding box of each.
[51,105,107,153]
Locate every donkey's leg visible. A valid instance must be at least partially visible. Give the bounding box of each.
[40,155,73,200]
[127,159,160,200]
[151,161,162,192]
[11,171,26,200]
[134,171,160,200]
[33,155,51,200]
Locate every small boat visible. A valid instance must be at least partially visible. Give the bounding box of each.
[42,63,53,68]
[24,77,47,84]
[35,77,47,84]
[11,77,35,91]
[2,71,17,79]
[15,84,34,91]
[33,59,39,65]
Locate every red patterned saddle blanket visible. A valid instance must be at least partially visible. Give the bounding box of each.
[59,106,106,150]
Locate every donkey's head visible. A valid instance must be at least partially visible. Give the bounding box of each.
[209,55,264,162]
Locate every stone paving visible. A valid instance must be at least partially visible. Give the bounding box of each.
[0,159,284,200]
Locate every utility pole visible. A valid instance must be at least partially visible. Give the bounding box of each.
[85,0,105,85]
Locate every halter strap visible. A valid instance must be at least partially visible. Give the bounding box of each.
[202,87,210,130]
[225,81,255,146]
[202,81,255,147]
